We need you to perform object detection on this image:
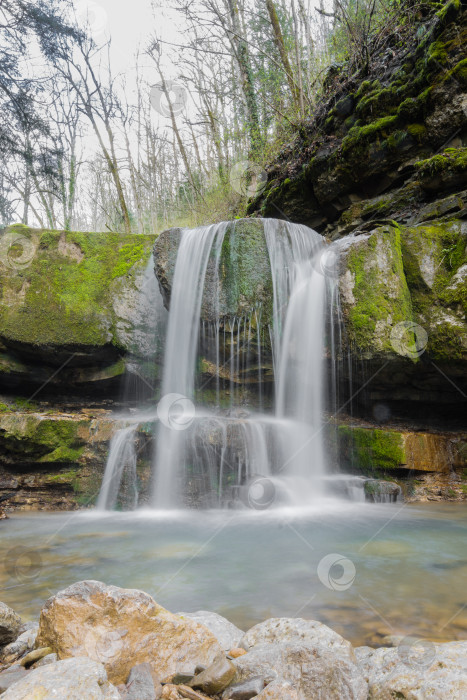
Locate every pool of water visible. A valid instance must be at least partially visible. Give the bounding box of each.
[1,501,467,647]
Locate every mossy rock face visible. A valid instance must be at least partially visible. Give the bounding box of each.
[338,225,413,356]
[0,413,86,466]
[0,410,118,511]
[338,218,467,363]
[415,147,467,191]
[337,423,463,474]
[154,219,274,325]
[0,225,161,391]
[401,219,467,361]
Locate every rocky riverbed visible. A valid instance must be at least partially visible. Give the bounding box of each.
[0,580,466,699]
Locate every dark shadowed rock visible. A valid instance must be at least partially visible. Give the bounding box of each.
[0,602,22,645]
[188,653,236,694]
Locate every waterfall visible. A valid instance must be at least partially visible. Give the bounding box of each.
[97,425,138,510]
[98,218,363,510]
[153,222,230,508]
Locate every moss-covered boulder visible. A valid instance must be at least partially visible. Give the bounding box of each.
[0,225,161,393]
[401,219,467,361]
[339,218,467,364]
[154,219,273,324]
[0,413,86,465]
[338,225,413,356]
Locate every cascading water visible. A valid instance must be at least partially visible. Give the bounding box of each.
[153,222,230,508]
[98,218,363,511]
[97,425,138,510]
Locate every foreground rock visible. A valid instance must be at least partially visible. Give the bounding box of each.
[357,640,467,699]
[239,617,353,655]
[1,623,38,664]
[188,653,236,694]
[231,642,367,699]
[0,602,21,645]
[180,611,244,652]
[3,582,467,700]
[231,618,367,700]
[255,678,299,699]
[125,662,162,699]
[36,580,223,685]
[1,657,120,699]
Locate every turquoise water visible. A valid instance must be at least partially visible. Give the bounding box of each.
[1,501,467,647]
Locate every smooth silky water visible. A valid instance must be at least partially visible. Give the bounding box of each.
[2,504,467,647]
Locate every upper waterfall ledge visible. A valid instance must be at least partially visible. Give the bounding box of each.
[154,219,275,325]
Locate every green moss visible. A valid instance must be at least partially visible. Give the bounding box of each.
[345,225,413,353]
[219,219,273,325]
[111,244,146,279]
[341,116,399,156]
[338,425,405,473]
[356,87,396,120]
[436,0,461,24]
[415,147,467,178]
[386,130,410,150]
[397,97,420,121]
[355,81,372,98]
[0,227,155,349]
[427,40,449,65]
[401,220,467,360]
[0,414,87,463]
[407,123,427,141]
[46,469,79,484]
[443,58,467,84]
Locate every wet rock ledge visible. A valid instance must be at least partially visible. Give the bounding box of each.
[1,580,466,699]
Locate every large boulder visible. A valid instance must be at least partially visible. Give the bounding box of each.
[239,617,353,656]
[154,219,273,325]
[338,226,413,358]
[179,611,244,652]
[0,657,120,699]
[36,580,223,685]
[357,640,467,698]
[230,641,367,700]
[230,618,367,700]
[337,219,467,412]
[0,601,21,645]
[0,225,160,393]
